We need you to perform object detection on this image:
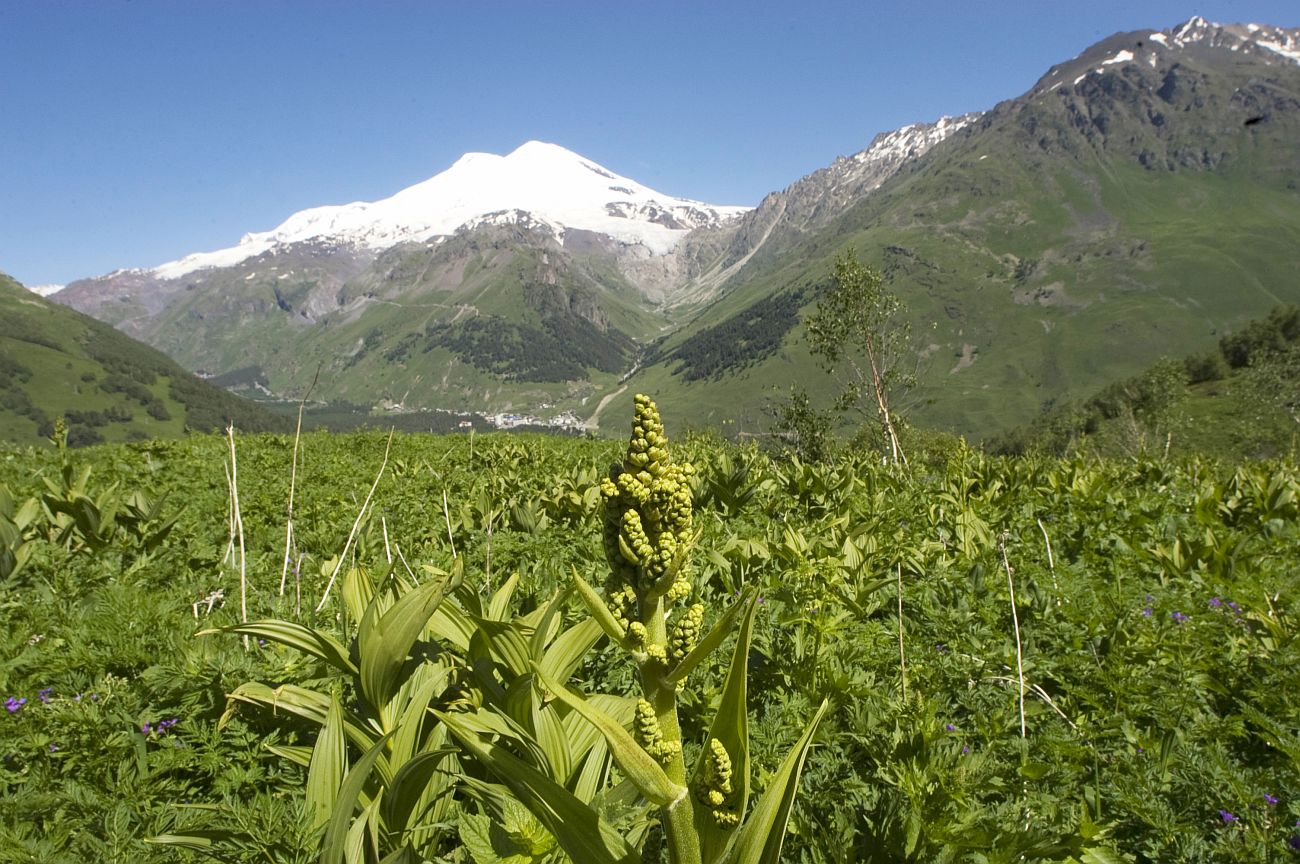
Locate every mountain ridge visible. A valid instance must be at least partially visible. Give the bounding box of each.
[44,16,1300,442]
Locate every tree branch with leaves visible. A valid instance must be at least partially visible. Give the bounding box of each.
[805,250,914,465]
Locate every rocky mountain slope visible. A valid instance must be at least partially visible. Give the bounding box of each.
[613,16,1300,438]
[49,17,1300,441]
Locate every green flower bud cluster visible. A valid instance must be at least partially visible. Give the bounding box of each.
[599,577,638,638]
[599,395,696,598]
[697,738,738,829]
[668,603,704,667]
[665,577,692,605]
[634,699,681,765]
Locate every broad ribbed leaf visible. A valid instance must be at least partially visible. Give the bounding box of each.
[694,591,759,864]
[345,791,381,864]
[533,665,682,807]
[266,744,313,767]
[223,682,330,727]
[202,620,357,676]
[667,588,755,684]
[321,732,395,864]
[472,616,534,678]
[437,711,641,864]
[561,694,635,767]
[359,569,454,716]
[306,692,348,830]
[538,616,604,683]
[382,744,457,837]
[533,702,572,783]
[489,572,521,621]
[223,682,382,763]
[388,663,452,767]
[342,565,375,628]
[146,829,242,850]
[427,597,476,652]
[721,699,828,864]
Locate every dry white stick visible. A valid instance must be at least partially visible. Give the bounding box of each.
[381,515,392,564]
[315,429,395,612]
[226,425,249,650]
[998,532,1026,739]
[484,508,495,591]
[1037,518,1061,605]
[279,367,318,597]
[394,543,417,581]
[442,489,457,559]
[896,561,907,702]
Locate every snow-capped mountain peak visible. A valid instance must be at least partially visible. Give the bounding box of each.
[152,141,749,280]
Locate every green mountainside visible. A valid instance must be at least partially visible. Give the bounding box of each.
[58,224,662,414]
[42,19,1300,450]
[989,304,1300,459]
[0,273,289,445]
[611,24,1300,439]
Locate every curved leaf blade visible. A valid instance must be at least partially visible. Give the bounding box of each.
[359,568,454,715]
[533,664,682,807]
[202,620,357,676]
[438,710,642,864]
[722,699,829,864]
[694,591,759,863]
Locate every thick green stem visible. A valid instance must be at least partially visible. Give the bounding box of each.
[639,593,700,864]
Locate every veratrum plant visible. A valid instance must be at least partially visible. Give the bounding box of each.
[444,395,827,864]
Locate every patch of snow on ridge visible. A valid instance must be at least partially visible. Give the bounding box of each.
[27,283,65,297]
[1258,39,1300,64]
[853,114,977,169]
[152,141,750,280]
[1103,50,1134,65]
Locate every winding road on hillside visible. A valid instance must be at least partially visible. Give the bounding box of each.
[584,384,628,432]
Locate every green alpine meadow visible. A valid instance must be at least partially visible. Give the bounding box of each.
[2,397,1298,861]
[4,12,1300,864]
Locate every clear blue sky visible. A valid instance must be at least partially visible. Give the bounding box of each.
[3,0,1296,287]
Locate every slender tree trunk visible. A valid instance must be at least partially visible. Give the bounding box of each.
[865,336,907,465]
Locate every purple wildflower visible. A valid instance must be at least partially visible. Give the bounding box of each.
[946,724,957,732]
[141,722,152,734]
[5,697,26,714]
[1208,597,1223,609]
[1219,809,1237,824]
[38,688,52,704]
[936,642,948,653]
[1290,835,1300,851]
[1228,601,1242,615]
[1142,607,1153,618]
[47,743,58,753]
[1264,793,1278,806]
[1171,611,1189,623]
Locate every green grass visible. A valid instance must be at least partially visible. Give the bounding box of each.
[2,427,1298,862]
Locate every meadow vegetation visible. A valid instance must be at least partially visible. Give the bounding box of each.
[1,404,1297,862]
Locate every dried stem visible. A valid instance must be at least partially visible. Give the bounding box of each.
[315,428,394,612]
[1037,517,1060,605]
[896,561,907,701]
[442,489,457,559]
[998,532,1026,739]
[226,425,249,650]
[280,366,318,596]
